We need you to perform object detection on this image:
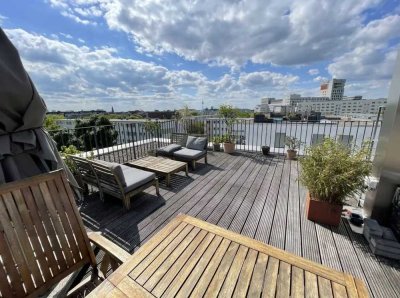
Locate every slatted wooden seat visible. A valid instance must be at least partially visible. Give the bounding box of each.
[69,156,160,210]
[68,155,98,193]
[0,169,130,297]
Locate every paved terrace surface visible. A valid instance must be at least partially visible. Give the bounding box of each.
[78,151,400,298]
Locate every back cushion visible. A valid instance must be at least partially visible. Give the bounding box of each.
[110,164,127,186]
[187,136,207,150]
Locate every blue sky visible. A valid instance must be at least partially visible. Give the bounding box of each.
[1,0,399,111]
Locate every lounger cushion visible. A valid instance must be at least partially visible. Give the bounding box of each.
[186,136,207,150]
[121,165,156,192]
[93,160,128,186]
[156,144,182,156]
[173,148,206,160]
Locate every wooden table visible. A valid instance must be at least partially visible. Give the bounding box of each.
[89,215,369,297]
[126,157,188,187]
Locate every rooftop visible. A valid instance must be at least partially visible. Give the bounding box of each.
[79,151,400,298]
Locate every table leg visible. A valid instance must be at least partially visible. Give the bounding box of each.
[185,164,189,176]
[166,174,171,187]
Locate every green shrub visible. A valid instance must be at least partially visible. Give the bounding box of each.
[299,138,371,205]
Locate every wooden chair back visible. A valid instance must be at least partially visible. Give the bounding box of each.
[89,160,124,200]
[68,155,97,186]
[0,170,96,297]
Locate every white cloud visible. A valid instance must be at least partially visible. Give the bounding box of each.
[45,0,397,68]
[308,69,319,76]
[0,14,7,25]
[5,28,298,110]
[313,76,328,83]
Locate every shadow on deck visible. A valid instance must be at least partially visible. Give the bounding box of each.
[78,151,400,298]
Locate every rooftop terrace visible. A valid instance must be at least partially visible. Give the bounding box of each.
[79,151,400,298]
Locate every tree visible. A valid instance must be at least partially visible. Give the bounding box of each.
[44,114,64,131]
[218,104,238,143]
[74,116,118,150]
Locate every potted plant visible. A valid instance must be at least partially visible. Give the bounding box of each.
[285,136,300,159]
[261,145,270,155]
[219,104,238,154]
[299,138,371,226]
[212,136,222,151]
[221,134,235,153]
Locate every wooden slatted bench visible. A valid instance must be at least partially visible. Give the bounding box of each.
[88,214,369,297]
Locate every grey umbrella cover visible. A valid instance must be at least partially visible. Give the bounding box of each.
[0,28,76,185]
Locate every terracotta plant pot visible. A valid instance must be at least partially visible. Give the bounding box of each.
[223,143,235,154]
[286,149,297,160]
[213,143,221,152]
[305,192,343,226]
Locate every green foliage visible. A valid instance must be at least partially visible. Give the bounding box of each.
[285,136,301,150]
[60,145,81,173]
[236,111,253,118]
[176,105,195,133]
[74,116,118,150]
[44,114,64,131]
[221,134,235,144]
[144,119,161,136]
[187,121,204,134]
[299,138,372,205]
[104,113,143,119]
[219,105,238,143]
[212,136,222,144]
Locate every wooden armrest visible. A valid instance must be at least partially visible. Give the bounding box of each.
[88,232,131,263]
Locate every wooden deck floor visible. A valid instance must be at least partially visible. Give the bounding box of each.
[79,152,400,298]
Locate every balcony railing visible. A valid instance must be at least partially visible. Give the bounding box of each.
[48,118,381,163]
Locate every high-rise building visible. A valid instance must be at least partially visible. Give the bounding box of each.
[320,79,346,100]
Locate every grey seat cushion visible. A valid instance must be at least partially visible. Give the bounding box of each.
[120,165,156,193]
[186,136,207,150]
[93,159,127,186]
[157,144,182,156]
[173,148,206,160]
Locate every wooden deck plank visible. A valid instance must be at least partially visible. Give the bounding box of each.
[269,157,291,249]
[240,156,276,238]
[254,156,285,244]
[297,161,322,264]
[80,152,400,298]
[285,160,302,256]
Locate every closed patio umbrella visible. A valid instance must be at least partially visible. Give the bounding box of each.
[0,28,76,185]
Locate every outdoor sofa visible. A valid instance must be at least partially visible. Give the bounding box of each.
[156,133,208,169]
[69,155,159,210]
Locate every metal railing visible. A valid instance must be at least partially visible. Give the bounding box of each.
[49,118,381,163]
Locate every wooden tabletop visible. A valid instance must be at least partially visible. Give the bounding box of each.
[89,214,369,297]
[126,156,187,174]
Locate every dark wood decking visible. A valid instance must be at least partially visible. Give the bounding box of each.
[79,152,400,298]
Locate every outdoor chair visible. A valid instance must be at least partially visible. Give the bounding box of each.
[156,133,208,169]
[0,169,130,297]
[69,156,160,210]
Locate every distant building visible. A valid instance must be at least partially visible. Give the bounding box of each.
[320,78,346,100]
[294,98,387,118]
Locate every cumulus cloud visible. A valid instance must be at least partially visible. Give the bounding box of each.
[46,0,399,69]
[308,69,319,76]
[5,28,298,111]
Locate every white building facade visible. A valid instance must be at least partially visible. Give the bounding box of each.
[294,98,387,119]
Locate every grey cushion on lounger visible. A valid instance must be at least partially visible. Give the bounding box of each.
[93,159,127,186]
[120,165,156,192]
[157,144,182,156]
[186,136,207,151]
[173,148,206,160]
